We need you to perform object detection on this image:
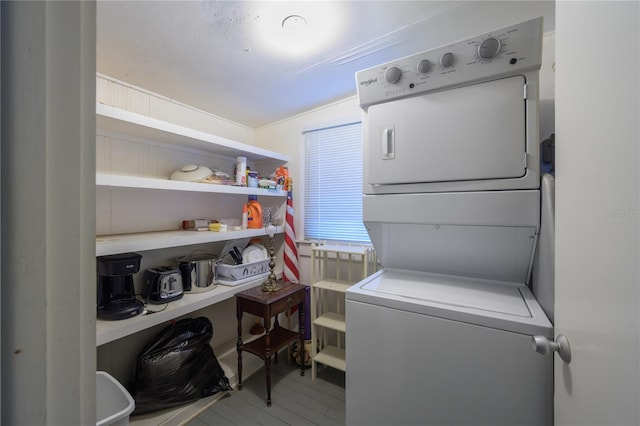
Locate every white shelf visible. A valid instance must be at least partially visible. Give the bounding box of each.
[312,280,353,294]
[96,103,289,165]
[97,276,268,346]
[96,227,282,256]
[97,173,286,197]
[314,346,346,371]
[311,244,375,380]
[313,312,346,333]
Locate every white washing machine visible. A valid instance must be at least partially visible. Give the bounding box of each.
[346,268,553,426]
[346,17,554,425]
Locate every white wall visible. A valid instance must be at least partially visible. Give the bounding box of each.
[1,2,96,424]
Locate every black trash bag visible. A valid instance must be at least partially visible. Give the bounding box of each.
[129,317,232,415]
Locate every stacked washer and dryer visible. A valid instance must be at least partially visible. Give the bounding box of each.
[346,17,554,425]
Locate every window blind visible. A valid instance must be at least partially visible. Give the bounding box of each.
[303,121,370,243]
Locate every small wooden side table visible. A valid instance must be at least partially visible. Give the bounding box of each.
[235,282,306,406]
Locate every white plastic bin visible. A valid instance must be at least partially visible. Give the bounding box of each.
[217,259,269,280]
[96,371,135,426]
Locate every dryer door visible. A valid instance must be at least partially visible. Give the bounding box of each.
[367,75,527,186]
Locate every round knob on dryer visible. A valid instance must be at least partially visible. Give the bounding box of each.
[384,66,402,84]
[440,52,455,68]
[417,59,432,73]
[478,37,501,59]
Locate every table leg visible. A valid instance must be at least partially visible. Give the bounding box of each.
[264,314,272,406]
[274,315,280,364]
[265,355,272,406]
[236,305,243,390]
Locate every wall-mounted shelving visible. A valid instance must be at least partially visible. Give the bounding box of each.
[96,275,268,346]
[96,103,288,166]
[94,94,291,425]
[95,103,289,254]
[96,173,286,197]
[95,102,290,342]
[96,227,282,257]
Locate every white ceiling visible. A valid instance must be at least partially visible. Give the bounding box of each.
[97,1,555,128]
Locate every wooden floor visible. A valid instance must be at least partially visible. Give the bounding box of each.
[188,359,346,426]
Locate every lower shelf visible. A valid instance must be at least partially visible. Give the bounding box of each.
[97,276,267,346]
[313,312,346,332]
[314,345,346,371]
[241,326,300,359]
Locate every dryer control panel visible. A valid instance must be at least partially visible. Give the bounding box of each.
[355,17,543,108]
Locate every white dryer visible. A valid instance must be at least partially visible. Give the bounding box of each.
[346,17,554,426]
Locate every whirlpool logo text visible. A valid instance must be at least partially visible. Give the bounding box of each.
[360,78,377,87]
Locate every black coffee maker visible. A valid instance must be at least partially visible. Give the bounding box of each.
[97,252,144,320]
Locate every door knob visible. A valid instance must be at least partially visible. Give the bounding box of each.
[532,334,572,363]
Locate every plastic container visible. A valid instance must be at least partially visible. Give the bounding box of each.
[247,170,259,188]
[235,156,247,186]
[242,204,248,229]
[246,195,263,229]
[96,371,135,426]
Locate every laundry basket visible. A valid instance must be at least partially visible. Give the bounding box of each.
[96,371,135,426]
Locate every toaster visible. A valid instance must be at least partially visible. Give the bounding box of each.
[143,266,184,304]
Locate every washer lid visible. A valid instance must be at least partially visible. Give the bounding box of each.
[348,269,552,337]
[366,269,529,316]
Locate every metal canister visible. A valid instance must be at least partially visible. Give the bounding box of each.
[176,252,218,292]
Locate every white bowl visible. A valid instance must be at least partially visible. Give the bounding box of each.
[169,165,213,182]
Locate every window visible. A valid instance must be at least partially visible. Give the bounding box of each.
[303,121,370,243]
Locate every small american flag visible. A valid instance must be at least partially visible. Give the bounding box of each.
[283,178,300,283]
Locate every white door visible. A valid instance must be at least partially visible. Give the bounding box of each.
[555,2,640,425]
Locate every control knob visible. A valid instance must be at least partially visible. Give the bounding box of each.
[440,52,455,68]
[384,66,402,84]
[417,59,431,73]
[478,37,501,59]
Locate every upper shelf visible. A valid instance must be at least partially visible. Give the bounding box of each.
[96,103,289,165]
[96,226,283,256]
[96,173,286,197]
